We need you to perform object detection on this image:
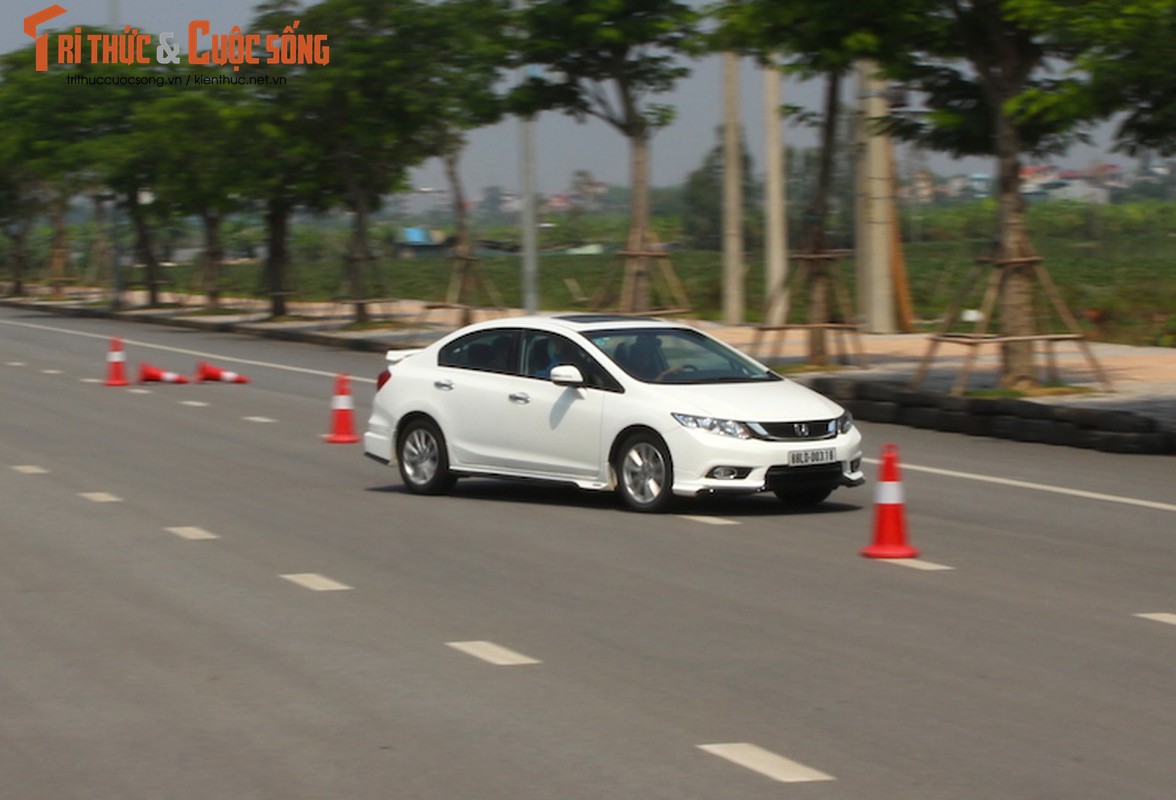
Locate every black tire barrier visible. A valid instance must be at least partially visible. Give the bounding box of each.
[804,377,1173,454]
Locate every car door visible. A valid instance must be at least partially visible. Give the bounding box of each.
[508,332,609,479]
[433,328,527,470]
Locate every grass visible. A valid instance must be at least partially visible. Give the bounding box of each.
[17,232,1176,347]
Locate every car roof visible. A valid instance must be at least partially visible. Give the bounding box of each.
[465,314,694,336]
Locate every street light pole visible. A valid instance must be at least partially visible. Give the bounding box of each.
[520,112,539,314]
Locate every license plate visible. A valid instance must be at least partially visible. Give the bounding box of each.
[789,447,837,466]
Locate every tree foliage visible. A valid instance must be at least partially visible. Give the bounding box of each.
[512,0,701,310]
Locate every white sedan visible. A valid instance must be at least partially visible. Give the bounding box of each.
[364,314,864,512]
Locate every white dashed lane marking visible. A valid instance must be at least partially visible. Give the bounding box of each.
[698,743,835,783]
[880,558,955,571]
[447,641,542,666]
[11,465,49,474]
[280,573,352,591]
[1135,613,1176,626]
[181,400,210,407]
[243,416,277,423]
[79,492,122,503]
[678,515,740,526]
[166,526,220,541]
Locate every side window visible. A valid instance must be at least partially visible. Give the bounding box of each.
[438,330,518,374]
[522,331,620,391]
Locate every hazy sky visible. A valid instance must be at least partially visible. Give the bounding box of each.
[7,0,1120,198]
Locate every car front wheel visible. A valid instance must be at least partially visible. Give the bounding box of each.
[398,418,456,495]
[615,433,674,512]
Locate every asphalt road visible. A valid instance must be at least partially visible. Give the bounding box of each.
[3,307,1174,800]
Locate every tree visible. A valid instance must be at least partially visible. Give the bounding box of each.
[238,0,331,318]
[0,76,40,297]
[682,128,758,251]
[715,0,903,360]
[133,91,248,308]
[427,0,513,256]
[1006,0,1176,157]
[0,33,163,303]
[512,0,700,311]
[882,0,1098,388]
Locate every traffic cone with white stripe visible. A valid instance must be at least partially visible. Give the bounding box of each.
[138,362,190,384]
[862,443,919,559]
[324,373,360,443]
[104,337,129,386]
[196,361,250,384]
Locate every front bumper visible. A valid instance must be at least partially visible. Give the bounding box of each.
[665,425,865,496]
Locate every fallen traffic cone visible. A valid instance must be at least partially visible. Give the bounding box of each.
[861,443,919,559]
[104,337,129,386]
[139,362,190,384]
[324,373,360,443]
[196,361,250,384]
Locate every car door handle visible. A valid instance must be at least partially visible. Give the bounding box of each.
[434,380,454,391]
[509,392,530,404]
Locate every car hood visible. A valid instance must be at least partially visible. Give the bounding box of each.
[660,379,843,422]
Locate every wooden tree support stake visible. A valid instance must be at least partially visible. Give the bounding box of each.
[752,250,869,368]
[910,255,1112,394]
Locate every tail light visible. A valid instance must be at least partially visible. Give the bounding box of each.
[376,368,391,391]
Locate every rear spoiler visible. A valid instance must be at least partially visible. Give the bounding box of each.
[385,349,422,365]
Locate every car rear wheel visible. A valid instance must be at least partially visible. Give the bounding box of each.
[615,433,674,512]
[398,418,456,494]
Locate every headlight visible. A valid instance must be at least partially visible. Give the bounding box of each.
[672,412,753,440]
[837,411,854,435]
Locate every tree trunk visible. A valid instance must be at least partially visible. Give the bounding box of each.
[4,222,31,297]
[264,197,290,318]
[994,108,1037,389]
[445,147,479,324]
[48,194,70,297]
[89,194,113,289]
[624,127,652,312]
[127,191,162,307]
[721,51,745,325]
[444,149,470,257]
[806,69,843,365]
[201,210,223,308]
[347,193,372,325]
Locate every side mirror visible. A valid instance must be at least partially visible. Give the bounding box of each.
[549,364,585,387]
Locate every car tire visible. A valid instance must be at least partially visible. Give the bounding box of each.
[614,432,675,513]
[773,487,833,508]
[398,418,456,495]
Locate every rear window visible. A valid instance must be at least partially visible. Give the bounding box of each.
[438,330,518,374]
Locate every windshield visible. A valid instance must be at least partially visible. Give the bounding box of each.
[589,328,781,384]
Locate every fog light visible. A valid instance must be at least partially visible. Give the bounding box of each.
[851,457,861,472]
[707,466,751,480]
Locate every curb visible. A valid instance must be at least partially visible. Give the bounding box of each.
[5,297,1172,455]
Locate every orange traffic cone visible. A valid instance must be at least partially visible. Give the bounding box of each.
[139,362,190,384]
[196,361,250,384]
[104,337,129,386]
[862,443,919,559]
[324,373,360,443]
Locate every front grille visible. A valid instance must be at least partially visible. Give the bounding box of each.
[765,463,844,490]
[751,419,837,441]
